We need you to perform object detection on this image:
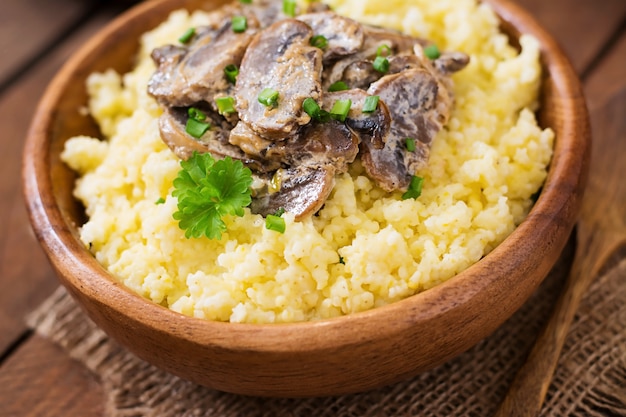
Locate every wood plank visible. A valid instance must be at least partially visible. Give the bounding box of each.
[0,334,104,417]
[0,6,124,357]
[584,32,626,111]
[515,0,626,74]
[0,0,100,89]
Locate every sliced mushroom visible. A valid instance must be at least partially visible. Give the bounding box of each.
[434,51,471,74]
[250,165,336,220]
[297,12,364,61]
[158,106,277,172]
[322,89,391,149]
[362,68,444,191]
[235,19,323,140]
[148,13,259,110]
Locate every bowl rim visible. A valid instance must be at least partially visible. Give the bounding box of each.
[22,0,590,355]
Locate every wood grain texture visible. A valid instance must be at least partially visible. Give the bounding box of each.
[0,5,123,355]
[19,0,589,397]
[0,0,622,413]
[584,32,626,111]
[0,0,100,89]
[0,334,104,417]
[495,85,626,417]
[514,0,626,74]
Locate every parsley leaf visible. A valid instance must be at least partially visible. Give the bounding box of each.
[172,152,253,240]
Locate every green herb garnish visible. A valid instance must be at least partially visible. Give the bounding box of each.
[330,99,352,122]
[265,208,286,233]
[328,81,349,92]
[373,55,390,73]
[310,35,328,49]
[258,88,280,107]
[401,175,424,200]
[178,27,195,44]
[216,96,236,115]
[424,44,440,60]
[185,107,211,138]
[405,138,416,152]
[232,15,247,33]
[283,0,297,16]
[362,95,379,113]
[224,64,239,84]
[172,152,253,240]
[155,197,166,205]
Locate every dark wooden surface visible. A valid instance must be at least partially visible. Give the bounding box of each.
[0,0,624,414]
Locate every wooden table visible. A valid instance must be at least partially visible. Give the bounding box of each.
[0,0,624,415]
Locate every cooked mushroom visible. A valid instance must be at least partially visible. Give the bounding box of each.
[297,12,364,61]
[148,4,470,219]
[235,19,323,140]
[148,13,259,112]
[321,89,391,150]
[362,68,444,191]
[249,165,336,219]
[158,106,278,173]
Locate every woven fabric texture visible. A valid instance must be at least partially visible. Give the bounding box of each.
[26,244,626,417]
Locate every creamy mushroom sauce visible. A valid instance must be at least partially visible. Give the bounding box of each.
[147,0,469,219]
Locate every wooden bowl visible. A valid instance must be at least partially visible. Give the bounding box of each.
[22,0,590,397]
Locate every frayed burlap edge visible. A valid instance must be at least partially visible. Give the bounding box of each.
[26,248,626,417]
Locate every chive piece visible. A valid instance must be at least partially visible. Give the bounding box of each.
[178,27,195,44]
[303,97,321,119]
[424,44,440,60]
[258,88,279,107]
[188,107,206,121]
[328,81,349,92]
[330,99,352,122]
[376,44,392,57]
[216,96,236,115]
[283,0,297,16]
[405,138,416,152]
[265,214,286,233]
[373,55,390,73]
[186,118,211,138]
[310,35,328,49]
[224,64,239,84]
[402,176,424,200]
[362,95,379,113]
[239,0,252,3]
[232,15,247,33]
[155,197,166,205]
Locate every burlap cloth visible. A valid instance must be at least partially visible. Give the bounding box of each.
[26,240,626,416]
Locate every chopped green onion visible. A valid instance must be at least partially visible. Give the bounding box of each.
[330,99,352,122]
[178,27,195,44]
[258,88,280,107]
[373,55,390,73]
[402,176,424,200]
[274,207,286,217]
[216,96,236,115]
[239,0,252,3]
[283,0,297,16]
[155,197,165,205]
[376,44,392,57]
[188,107,206,121]
[362,95,379,113]
[405,138,416,152]
[265,214,286,233]
[224,64,239,84]
[303,97,321,119]
[310,35,328,49]
[328,81,349,92]
[232,15,247,33]
[185,118,211,138]
[424,44,440,60]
